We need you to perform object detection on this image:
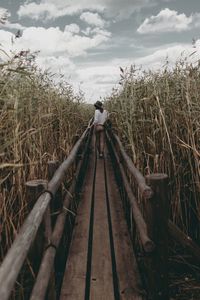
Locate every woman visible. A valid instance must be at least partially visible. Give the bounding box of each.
[92,100,109,158]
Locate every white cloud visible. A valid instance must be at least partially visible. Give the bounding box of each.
[0,24,111,61]
[0,30,14,57]
[75,63,120,101]
[0,7,25,31]
[17,2,104,20]
[82,27,92,36]
[0,7,10,24]
[0,26,110,58]
[80,12,106,28]
[120,42,200,72]
[36,55,75,75]
[91,28,111,38]
[17,0,155,21]
[137,8,193,34]
[64,23,80,34]
[2,22,26,31]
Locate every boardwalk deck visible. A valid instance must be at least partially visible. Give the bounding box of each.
[60,142,145,300]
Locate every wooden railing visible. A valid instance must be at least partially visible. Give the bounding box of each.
[106,128,200,299]
[0,126,92,300]
[106,129,170,300]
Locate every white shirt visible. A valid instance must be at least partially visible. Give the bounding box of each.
[93,109,108,125]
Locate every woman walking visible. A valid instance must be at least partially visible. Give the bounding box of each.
[92,101,109,158]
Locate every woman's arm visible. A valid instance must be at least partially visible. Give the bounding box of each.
[93,110,99,125]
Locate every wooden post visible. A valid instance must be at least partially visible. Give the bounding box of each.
[48,161,62,226]
[145,173,169,300]
[48,160,60,180]
[26,179,47,212]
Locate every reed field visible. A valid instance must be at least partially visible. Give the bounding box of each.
[1,48,200,299]
[105,61,200,298]
[0,51,92,264]
[105,60,200,243]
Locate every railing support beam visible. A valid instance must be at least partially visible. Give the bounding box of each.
[145,173,169,300]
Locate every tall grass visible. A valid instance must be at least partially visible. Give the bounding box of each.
[0,51,92,262]
[105,60,200,242]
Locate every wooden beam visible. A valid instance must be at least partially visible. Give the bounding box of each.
[111,133,153,199]
[145,173,169,300]
[106,133,154,253]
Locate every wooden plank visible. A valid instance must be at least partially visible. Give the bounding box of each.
[105,150,145,300]
[90,156,115,299]
[60,144,96,300]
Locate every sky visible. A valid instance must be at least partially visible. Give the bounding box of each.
[0,0,200,103]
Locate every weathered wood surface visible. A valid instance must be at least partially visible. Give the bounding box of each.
[112,133,153,199]
[60,142,147,299]
[90,156,114,300]
[60,139,96,300]
[105,150,145,300]
[145,174,169,300]
[106,134,154,253]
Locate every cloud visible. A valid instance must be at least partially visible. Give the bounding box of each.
[82,27,92,36]
[0,7,25,31]
[17,2,104,20]
[126,42,200,71]
[0,29,14,55]
[2,22,26,31]
[75,63,120,101]
[36,55,75,75]
[17,0,155,21]
[80,12,106,28]
[91,28,111,37]
[0,25,111,58]
[0,7,11,24]
[64,23,80,34]
[137,8,193,34]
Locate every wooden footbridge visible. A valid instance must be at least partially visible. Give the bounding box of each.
[0,126,199,300]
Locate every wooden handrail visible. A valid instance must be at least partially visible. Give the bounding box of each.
[0,126,90,300]
[112,133,153,199]
[106,131,155,253]
[30,127,93,300]
[107,129,169,299]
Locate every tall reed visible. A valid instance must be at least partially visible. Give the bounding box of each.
[0,52,92,262]
[105,60,200,242]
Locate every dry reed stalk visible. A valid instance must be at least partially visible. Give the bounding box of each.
[105,60,200,243]
[0,53,93,278]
